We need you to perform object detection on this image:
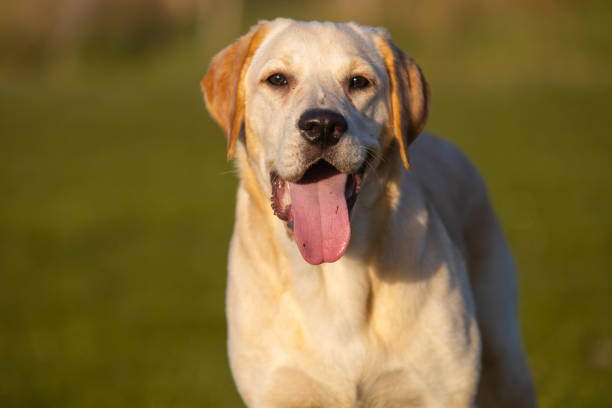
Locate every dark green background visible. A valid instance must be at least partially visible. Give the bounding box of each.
[1,1,611,406]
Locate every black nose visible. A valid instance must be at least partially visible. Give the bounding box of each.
[297,109,348,147]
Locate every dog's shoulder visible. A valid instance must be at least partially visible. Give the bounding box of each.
[409,133,493,254]
[411,133,489,200]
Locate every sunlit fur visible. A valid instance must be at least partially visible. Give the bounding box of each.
[202,18,535,408]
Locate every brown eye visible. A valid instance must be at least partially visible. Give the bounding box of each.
[349,76,370,90]
[267,73,288,87]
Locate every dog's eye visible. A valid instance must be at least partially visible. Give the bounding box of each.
[266,73,288,87]
[349,76,370,90]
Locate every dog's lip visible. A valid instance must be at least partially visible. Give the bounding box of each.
[270,160,365,229]
[271,172,292,223]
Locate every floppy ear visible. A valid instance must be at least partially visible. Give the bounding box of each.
[201,22,268,159]
[375,35,430,170]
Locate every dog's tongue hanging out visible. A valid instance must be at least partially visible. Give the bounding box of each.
[288,164,351,265]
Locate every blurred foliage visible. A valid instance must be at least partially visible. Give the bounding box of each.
[1,0,611,407]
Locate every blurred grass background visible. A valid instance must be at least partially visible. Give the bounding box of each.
[1,0,611,406]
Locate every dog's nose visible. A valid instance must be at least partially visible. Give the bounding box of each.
[297,109,348,147]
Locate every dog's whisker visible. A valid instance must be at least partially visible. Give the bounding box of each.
[363,146,385,170]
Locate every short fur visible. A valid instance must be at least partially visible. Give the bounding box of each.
[201,18,535,408]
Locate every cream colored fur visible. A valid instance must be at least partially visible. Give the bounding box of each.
[202,18,536,408]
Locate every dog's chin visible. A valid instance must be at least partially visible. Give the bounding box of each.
[270,160,365,230]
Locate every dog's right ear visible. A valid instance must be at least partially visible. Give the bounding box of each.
[201,22,268,159]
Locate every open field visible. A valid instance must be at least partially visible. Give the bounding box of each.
[1,2,611,406]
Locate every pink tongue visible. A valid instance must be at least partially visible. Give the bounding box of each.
[289,173,351,265]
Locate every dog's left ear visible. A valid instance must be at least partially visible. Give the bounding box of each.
[201,22,268,159]
[375,34,430,170]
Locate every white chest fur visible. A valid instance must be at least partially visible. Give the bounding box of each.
[225,192,481,407]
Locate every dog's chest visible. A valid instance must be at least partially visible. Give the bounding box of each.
[228,219,480,407]
[262,261,435,406]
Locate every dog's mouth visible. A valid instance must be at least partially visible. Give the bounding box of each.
[270,160,365,265]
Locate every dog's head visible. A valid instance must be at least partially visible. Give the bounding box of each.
[202,19,429,265]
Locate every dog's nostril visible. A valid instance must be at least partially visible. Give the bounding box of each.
[297,109,348,147]
[332,121,347,136]
[301,121,317,131]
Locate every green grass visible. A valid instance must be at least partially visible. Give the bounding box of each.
[0,48,242,406]
[1,7,611,407]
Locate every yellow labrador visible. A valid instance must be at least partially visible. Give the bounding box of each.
[201,18,535,408]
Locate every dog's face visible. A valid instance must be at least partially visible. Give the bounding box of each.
[244,21,388,182]
[202,19,429,265]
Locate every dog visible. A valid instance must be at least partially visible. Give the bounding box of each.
[201,18,535,408]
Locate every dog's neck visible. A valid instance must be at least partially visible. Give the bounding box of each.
[229,143,433,342]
